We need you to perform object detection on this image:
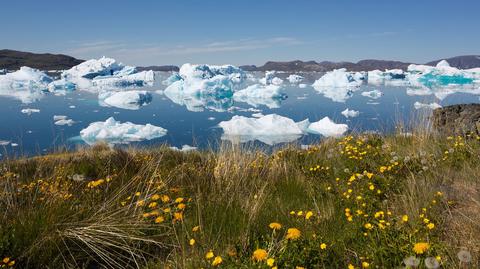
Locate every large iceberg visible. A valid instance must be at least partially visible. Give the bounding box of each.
[407,60,479,87]
[287,74,304,84]
[0,67,53,90]
[62,57,125,79]
[80,117,167,145]
[162,63,246,112]
[233,84,287,108]
[98,90,152,110]
[312,69,362,102]
[219,114,308,145]
[367,69,405,85]
[307,117,348,137]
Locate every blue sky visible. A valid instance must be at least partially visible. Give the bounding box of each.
[1,0,479,66]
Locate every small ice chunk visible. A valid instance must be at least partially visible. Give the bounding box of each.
[69,105,76,108]
[11,143,18,147]
[80,117,167,145]
[0,140,10,146]
[207,117,216,121]
[307,117,348,137]
[54,119,75,126]
[361,89,383,99]
[170,145,198,151]
[53,115,68,121]
[413,102,442,110]
[21,108,40,115]
[298,83,307,88]
[341,108,360,118]
[251,113,264,118]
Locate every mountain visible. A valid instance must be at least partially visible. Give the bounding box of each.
[137,65,179,72]
[426,55,480,69]
[0,49,83,70]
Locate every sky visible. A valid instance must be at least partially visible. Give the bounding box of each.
[1,0,479,66]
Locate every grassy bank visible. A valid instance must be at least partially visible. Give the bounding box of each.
[0,133,479,268]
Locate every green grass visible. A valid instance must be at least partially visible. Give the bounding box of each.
[0,134,479,268]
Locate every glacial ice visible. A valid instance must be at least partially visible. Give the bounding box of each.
[260,71,283,85]
[287,74,304,84]
[313,69,363,88]
[413,102,442,110]
[307,117,349,137]
[0,67,53,90]
[218,114,308,145]
[341,108,360,118]
[21,108,40,115]
[53,115,75,126]
[62,57,125,79]
[361,89,383,99]
[80,117,167,145]
[233,84,286,108]
[99,90,152,110]
[407,60,479,87]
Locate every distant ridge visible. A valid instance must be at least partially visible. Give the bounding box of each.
[1,49,479,72]
[0,49,84,70]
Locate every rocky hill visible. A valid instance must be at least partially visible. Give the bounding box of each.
[0,49,83,70]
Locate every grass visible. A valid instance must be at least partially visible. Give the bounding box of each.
[0,133,479,268]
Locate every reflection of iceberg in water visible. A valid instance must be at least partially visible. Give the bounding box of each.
[233,84,287,108]
[0,67,53,103]
[312,69,362,102]
[162,86,234,112]
[98,90,153,110]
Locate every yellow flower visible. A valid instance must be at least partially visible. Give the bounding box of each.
[154,216,164,223]
[368,185,375,190]
[320,243,327,250]
[177,203,186,210]
[161,195,170,203]
[297,211,304,216]
[192,225,200,232]
[267,258,275,266]
[2,257,10,263]
[285,228,301,240]
[364,223,373,229]
[366,172,373,179]
[348,264,355,269]
[296,267,305,269]
[252,248,268,261]
[148,202,158,208]
[402,215,409,222]
[136,200,145,206]
[427,223,435,229]
[362,261,370,268]
[413,242,430,254]
[189,238,195,246]
[305,211,314,220]
[212,256,223,266]
[151,194,160,201]
[205,250,214,259]
[8,260,15,266]
[175,197,184,203]
[174,212,183,221]
[269,222,282,230]
[135,191,141,196]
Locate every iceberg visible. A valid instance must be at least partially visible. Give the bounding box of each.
[92,70,155,88]
[407,60,479,87]
[21,108,40,115]
[218,114,308,145]
[361,89,383,99]
[53,115,75,126]
[307,117,348,137]
[313,69,363,88]
[162,63,246,112]
[287,74,304,84]
[260,71,283,85]
[0,66,53,90]
[341,108,360,118]
[80,117,167,145]
[413,102,442,110]
[312,69,362,102]
[62,57,125,79]
[98,90,152,110]
[233,84,287,108]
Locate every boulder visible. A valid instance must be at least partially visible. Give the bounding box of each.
[432,104,480,136]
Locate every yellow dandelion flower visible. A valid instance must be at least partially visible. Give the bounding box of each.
[148,202,158,208]
[192,225,200,232]
[161,195,170,203]
[136,200,145,206]
[269,222,282,230]
[135,191,141,196]
[364,223,373,229]
[175,197,184,203]
[2,257,10,263]
[320,243,327,250]
[348,264,355,269]
[8,260,15,266]
[189,238,195,246]
[267,258,275,267]
[151,194,160,201]
[205,250,214,259]
[154,216,164,223]
[174,212,183,221]
[305,211,314,220]
[177,203,186,210]
[362,261,370,268]
[402,215,409,222]
[252,248,268,261]
[427,223,435,229]
[285,228,301,240]
[212,256,223,266]
[413,242,430,254]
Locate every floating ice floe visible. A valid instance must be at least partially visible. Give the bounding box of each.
[298,83,307,88]
[170,145,197,152]
[361,89,383,99]
[21,108,40,115]
[0,67,53,90]
[62,57,125,79]
[341,108,360,118]
[219,114,308,145]
[407,60,480,87]
[413,102,442,110]
[287,74,304,84]
[233,84,286,108]
[162,63,246,112]
[98,90,152,110]
[53,115,75,126]
[0,140,10,146]
[219,114,348,145]
[312,69,362,102]
[260,71,283,85]
[367,69,405,85]
[80,117,167,145]
[307,117,349,137]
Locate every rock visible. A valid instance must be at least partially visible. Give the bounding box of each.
[432,104,480,135]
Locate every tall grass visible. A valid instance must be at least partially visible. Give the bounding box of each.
[1,133,479,268]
